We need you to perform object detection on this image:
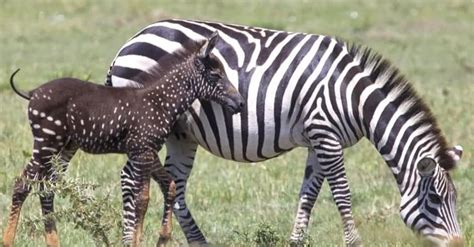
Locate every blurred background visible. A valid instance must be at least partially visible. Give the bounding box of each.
[1,0,473,246]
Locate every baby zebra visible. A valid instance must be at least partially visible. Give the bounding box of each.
[3,32,244,247]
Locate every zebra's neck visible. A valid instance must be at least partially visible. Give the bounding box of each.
[366,101,443,191]
[352,46,453,193]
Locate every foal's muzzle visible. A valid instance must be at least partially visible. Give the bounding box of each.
[223,93,245,114]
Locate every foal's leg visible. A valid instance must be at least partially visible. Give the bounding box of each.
[125,150,156,247]
[121,161,139,244]
[121,158,176,246]
[3,140,63,246]
[151,162,176,247]
[3,158,37,247]
[39,143,78,246]
[121,161,152,246]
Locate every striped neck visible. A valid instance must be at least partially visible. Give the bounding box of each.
[349,45,454,193]
[367,101,444,192]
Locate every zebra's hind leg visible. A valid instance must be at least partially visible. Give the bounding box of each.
[160,133,207,246]
[314,140,361,247]
[290,150,325,244]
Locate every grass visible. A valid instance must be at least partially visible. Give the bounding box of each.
[0,0,473,246]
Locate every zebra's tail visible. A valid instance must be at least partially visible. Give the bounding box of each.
[104,60,115,87]
[10,68,31,100]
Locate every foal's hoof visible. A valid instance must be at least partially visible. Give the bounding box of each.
[157,236,170,247]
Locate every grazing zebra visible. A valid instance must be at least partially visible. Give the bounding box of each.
[3,33,244,247]
[106,19,464,246]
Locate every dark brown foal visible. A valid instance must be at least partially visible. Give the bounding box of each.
[3,32,244,247]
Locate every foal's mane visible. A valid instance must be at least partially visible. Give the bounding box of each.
[345,42,455,171]
[131,39,206,87]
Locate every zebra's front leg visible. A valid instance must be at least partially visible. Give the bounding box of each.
[326,169,361,246]
[290,150,325,243]
[315,141,361,247]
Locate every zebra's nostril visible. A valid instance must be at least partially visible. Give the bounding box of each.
[239,102,244,108]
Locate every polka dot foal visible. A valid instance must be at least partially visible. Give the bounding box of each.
[4,32,244,247]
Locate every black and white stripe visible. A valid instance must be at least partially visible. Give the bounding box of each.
[107,19,463,246]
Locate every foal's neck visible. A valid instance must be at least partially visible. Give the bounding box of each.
[142,58,200,127]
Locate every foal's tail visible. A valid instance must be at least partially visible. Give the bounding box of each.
[10,68,30,100]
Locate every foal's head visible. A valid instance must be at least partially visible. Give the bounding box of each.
[141,32,244,114]
[192,32,244,113]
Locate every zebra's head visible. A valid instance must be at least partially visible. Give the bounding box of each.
[193,31,244,114]
[400,145,464,246]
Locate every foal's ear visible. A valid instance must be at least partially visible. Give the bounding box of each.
[417,157,437,177]
[447,145,463,163]
[198,31,219,59]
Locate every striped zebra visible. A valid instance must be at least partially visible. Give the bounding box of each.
[106,19,464,246]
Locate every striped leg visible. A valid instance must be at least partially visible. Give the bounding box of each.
[326,168,361,246]
[126,151,156,247]
[3,161,34,247]
[3,141,66,247]
[121,161,139,244]
[315,140,361,247]
[152,164,176,247]
[121,161,152,246]
[39,144,78,247]
[121,159,177,246]
[157,133,207,245]
[290,150,325,243]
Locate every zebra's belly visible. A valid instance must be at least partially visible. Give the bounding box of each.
[176,101,310,163]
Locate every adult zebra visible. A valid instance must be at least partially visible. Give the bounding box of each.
[106,19,464,246]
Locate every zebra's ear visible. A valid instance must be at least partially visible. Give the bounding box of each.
[447,145,463,163]
[198,31,219,59]
[417,157,437,177]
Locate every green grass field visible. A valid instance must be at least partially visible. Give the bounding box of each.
[1,1,473,246]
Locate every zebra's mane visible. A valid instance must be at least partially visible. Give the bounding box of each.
[345,43,455,171]
[131,39,206,87]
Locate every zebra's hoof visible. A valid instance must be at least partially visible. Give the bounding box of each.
[347,237,363,247]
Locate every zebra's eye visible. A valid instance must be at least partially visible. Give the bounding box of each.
[428,193,442,204]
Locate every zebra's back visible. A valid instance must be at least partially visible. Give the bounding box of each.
[108,19,352,162]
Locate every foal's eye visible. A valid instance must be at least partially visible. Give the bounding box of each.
[209,72,221,82]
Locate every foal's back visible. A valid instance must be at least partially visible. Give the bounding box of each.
[28,78,142,154]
